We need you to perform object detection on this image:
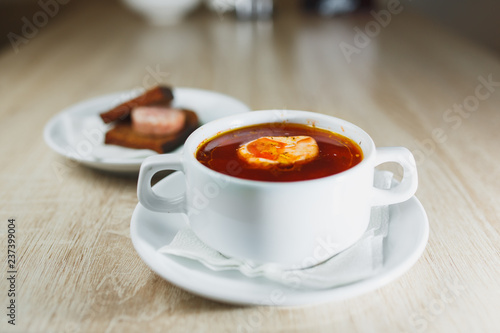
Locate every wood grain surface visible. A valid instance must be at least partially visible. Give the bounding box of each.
[0,1,499,332]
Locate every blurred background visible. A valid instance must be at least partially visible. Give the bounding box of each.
[1,0,499,54]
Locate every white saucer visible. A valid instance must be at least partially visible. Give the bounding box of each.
[43,88,250,173]
[130,172,429,306]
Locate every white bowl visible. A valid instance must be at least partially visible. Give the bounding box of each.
[122,0,201,25]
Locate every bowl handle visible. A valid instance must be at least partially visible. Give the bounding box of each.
[372,147,418,206]
[137,154,186,213]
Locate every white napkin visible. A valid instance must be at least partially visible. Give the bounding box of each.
[59,113,158,162]
[158,171,392,290]
[91,145,157,161]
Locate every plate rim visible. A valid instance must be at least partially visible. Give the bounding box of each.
[130,172,429,306]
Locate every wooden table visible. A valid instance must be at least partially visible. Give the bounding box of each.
[1,1,499,332]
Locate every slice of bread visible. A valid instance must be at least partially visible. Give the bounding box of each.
[100,86,174,124]
[104,109,199,153]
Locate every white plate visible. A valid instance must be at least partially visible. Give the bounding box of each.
[43,88,250,173]
[130,172,429,306]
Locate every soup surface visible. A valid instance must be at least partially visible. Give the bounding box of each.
[195,122,363,182]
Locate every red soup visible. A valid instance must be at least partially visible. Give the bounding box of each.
[195,122,363,182]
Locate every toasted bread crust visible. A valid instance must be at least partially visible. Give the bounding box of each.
[104,109,199,153]
[100,86,174,124]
